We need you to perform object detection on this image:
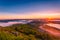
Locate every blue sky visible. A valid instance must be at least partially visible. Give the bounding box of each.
[0,0,60,19]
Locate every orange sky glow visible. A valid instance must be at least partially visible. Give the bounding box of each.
[0,12,60,19]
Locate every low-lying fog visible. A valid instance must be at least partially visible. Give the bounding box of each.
[0,20,32,27]
[0,20,60,30]
[46,23,60,29]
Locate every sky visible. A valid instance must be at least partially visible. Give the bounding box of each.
[0,0,60,19]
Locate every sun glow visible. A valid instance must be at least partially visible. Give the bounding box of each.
[0,12,60,19]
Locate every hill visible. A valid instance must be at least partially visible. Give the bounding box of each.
[0,24,60,40]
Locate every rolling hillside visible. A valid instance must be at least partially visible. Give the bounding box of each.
[0,23,60,40]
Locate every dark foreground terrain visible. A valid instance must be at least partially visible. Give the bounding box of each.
[0,20,60,40]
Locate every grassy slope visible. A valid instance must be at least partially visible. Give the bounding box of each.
[0,24,60,40]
